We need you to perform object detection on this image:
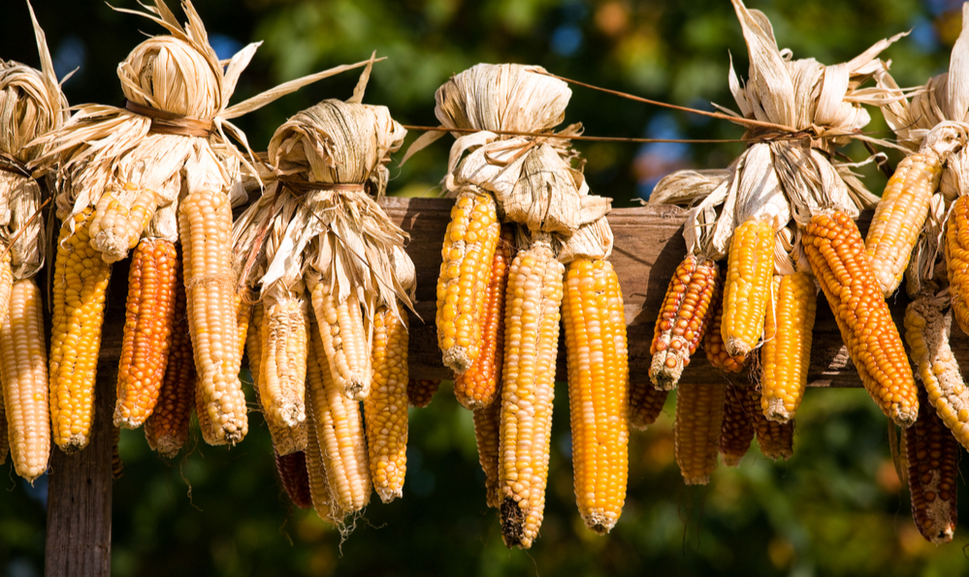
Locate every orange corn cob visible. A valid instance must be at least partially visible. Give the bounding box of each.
[454,227,512,410]
[945,194,968,333]
[674,381,726,484]
[114,238,179,429]
[752,408,794,461]
[436,189,501,373]
[628,382,669,431]
[719,381,756,467]
[802,210,918,427]
[703,286,750,374]
[649,255,719,390]
[89,183,158,263]
[473,388,502,508]
[179,190,247,445]
[721,217,774,357]
[499,239,563,549]
[407,379,439,408]
[308,276,371,400]
[562,258,629,533]
[760,273,817,423]
[275,450,312,510]
[49,208,112,453]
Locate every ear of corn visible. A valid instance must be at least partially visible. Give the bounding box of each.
[436,189,501,373]
[407,379,439,408]
[89,184,158,263]
[275,450,312,510]
[49,208,112,453]
[258,289,309,433]
[904,386,959,544]
[0,278,50,481]
[865,152,944,296]
[114,238,179,429]
[629,382,669,430]
[308,277,371,401]
[562,258,629,533]
[904,295,968,450]
[703,286,750,374]
[719,381,756,467]
[303,391,334,522]
[499,239,563,549]
[752,407,794,461]
[945,194,968,333]
[760,272,817,423]
[0,246,16,468]
[802,210,919,427]
[472,389,502,508]
[721,217,774,357]
[179,190,247,445]
[363,304,410,504]
[454,227,513,410]
[649,255,719,390]
[674,381,726,484]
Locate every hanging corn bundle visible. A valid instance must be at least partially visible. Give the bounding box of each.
[0,4,65,481]
[32,0,375,452]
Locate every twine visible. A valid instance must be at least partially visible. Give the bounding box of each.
[125,100,214,138]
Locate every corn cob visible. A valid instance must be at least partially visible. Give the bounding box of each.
[904,295,968,450]
[703,286,750,374]
[49,208,112,453]
[111,425,123,480]
[0,278,50,481]
[721,217,774,357]
[303,390,334,523]
[0,245,15,467]
[674,381,726,484]
[436,189,502,373]
[258,289,308,432]
[89,183,158,263]
[179,190,247,445]
[649,255,719,389]
[753,408,794,461]
[407,379,439,408]
[628,382,669,431]
[275,450,312,510]
[904,386,959,544]
[719,381,756,467]
[235,290,252,380]
[454,227,512,410]
[308,276,371,400]
[499,238,563,549]
[945,194,968,334]
[144,268,195,458]
[246,302,264,385]
[114,238,179,429]
[802,210,919,427]
[473,388,502,508]
[761,273,817,423]
[562,258,629,533]
[865,151,944,296]
[363,304,410,503]
[0,389,6,465]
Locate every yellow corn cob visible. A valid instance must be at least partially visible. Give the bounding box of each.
[407,379,439,408]
[259,289,308,432]
[703,286,750,374]
[499,238,563,549]
[454,227,513,410]
[111,425,123,480]
[275,450,312,510]
[761,272,817,423]
[752,408,794,461]
[0,278,50,481]
[865,151,943,296]
[674,381,726,484]
[144,267,195,458]
[436,189,501,373]
[649,255,719,390]
[89,183,158,263]
[719,381,756,467]
[306,314,371,520]
[246,302,264,385]
[473,388,502,508]
[802,210,919,427]
[308,276,371,400]
[945,194,968,333]
[114,238,179,429]
[235,290,252,377]
[904,386,959,544]
[721,217,774,357]
[904,295,968,450]
[562,258,629,533]
[363,304,410,503]
[628,382,669,431]
[303,389,334,523]
[0,383,6,465]
[179,190,247,445]
[0,245,11,466]
[49,208,112,453]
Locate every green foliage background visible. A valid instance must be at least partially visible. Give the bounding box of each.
[0,0,967,575]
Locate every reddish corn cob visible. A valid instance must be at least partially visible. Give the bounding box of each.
[49,208,112,453]
[719,381,756,467]
[363,305,410,503]
[179,190,247,445]
[721,217,774,357]
[499,239,563,549]
[144,268,195,458]
[436,189,502,373]
[473,388,502,508]
[562,258,629,533]
[114,238,179,429]
[674,381,726,484]
[649,255,719,390]
[454,227,513,410]
[945,194,968,333]
[308,277,371,400]
[760,273,817,423]
[89,184,158,263]
[703,287,750,374]
[753,408,794,461]
[275,450,312,510]
[628,383,669,430]
[802,210,919,427]
[904,387,959,544]
[407,379,439,408]
[0,278,50,481]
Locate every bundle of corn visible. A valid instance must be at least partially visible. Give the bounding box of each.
[32,0,374,452]
[650,0,915,427]
[0,5,67,481]
[408,63,621,546]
